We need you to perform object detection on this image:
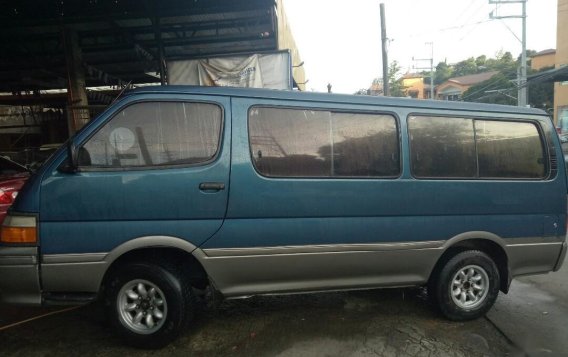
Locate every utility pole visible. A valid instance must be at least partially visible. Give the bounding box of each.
[380,3,389,96]
[489,0,528,107]
[62,27,90,134]
[413,42,435,99]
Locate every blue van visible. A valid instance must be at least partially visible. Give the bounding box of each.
[1,86,566,348]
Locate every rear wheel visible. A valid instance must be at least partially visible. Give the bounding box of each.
[106,262,193,348]
[429,250,500,321]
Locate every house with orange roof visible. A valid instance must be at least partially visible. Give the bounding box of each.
[436,71,499,101]
[531,49,556,71]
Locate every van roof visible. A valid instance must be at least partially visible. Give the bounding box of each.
[127,85,547,116]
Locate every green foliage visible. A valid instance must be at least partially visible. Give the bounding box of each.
[485,51,516,72]
[453,57,478,77]
[359,50,552,105]
[528,66,554,110]
[359,62,407,97]
[462,73,516,105]
[388,61,407,97]
[435,61,452,85]
[462,65,554,109]
[354,88,370,95]
[475,55,487,68]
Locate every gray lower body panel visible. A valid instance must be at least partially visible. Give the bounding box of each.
[553,241,567,272]
[33,236,566,301]
[41,253,108,292]
[0,247,41,305]
[196,242,444,297]
[197,237,566,298]
[505,239,565,276]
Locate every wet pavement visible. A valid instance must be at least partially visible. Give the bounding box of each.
[0,288,516,356]
[487,262,568,357]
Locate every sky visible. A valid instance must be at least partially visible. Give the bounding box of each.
[282,0,558,94]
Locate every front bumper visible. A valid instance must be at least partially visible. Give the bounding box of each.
[0,246,41,305]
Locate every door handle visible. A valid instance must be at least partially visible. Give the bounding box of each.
[199,182,225,191]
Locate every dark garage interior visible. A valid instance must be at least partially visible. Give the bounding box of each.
[0,0,303,165]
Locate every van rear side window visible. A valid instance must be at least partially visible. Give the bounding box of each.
[408,115,546,179]
[81,101,222,168]
[248,107,400,178]
[475,120,545,178]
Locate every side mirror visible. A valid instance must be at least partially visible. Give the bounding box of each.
[58,141,78,173]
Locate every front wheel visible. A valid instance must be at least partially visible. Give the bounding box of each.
[106,262,193,348]
[429,250,500,321]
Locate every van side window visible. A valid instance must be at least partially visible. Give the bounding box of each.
[408,116,476,178]
[249,107,399,178]
[475,120,545,178]
[80,102,222,168]
[409,115,547,179]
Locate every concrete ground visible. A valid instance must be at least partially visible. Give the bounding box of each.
[487,261,568,357]
[4,261,567,356]
[0,287,516,357]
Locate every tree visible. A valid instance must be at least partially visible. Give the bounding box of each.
[388,61,407,97]
[462,61,554,108]
[452,57,478,77]
[434,61,453,85]
[528,66,554,110]
[354,88,370,95]
[475,55,487,69]
[462,73,516,105]
[486,51,516,72]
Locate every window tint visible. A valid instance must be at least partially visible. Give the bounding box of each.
[81,102,222,167]
[475,120,545,178]
[332,113,399,177]
[408,116,476,178]
[249,107,399,177]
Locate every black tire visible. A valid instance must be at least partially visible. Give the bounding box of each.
[105,262,193,349]
[429,250,500,321]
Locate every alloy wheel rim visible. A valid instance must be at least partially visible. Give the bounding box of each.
[117,279,168,334]
[450,265,490,309]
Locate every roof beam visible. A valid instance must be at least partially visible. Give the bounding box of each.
[0,0,273,29]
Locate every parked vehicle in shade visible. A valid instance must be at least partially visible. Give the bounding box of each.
[0,86,566,348]
[0,156,29,224]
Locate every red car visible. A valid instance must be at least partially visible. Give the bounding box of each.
[0,156,29,224]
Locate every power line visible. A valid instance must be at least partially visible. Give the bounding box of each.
[458,20,485,41]
[455,2,490,39]
[436,19,492,33]
[497,16,521,43]
[460,67,518,101]
[452,1,479,27]
[488,0,527,106]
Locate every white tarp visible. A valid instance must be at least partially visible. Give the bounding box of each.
[167,51,292,90]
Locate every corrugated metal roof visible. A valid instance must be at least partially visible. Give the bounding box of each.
[0,0,278,93]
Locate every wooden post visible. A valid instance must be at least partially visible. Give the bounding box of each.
[154,17,167,85]
[63,27,90,135]
[380,3,389,97]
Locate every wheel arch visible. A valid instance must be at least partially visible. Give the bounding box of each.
[99,236,209,292]
[430,232,510,293]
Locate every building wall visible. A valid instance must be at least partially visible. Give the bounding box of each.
[554,0,568,125]
[402,77,425,99]
[531,52,555,71]
[276,0,306,90]
[436,82,468,100]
